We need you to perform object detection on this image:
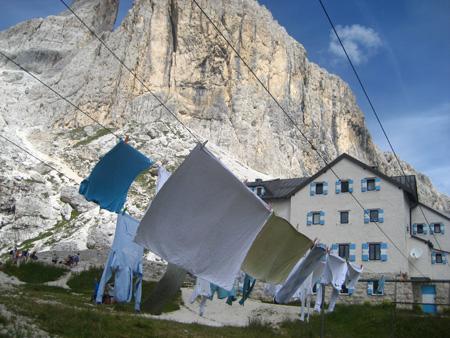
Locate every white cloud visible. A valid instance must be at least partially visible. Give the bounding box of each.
[329,24,382,65]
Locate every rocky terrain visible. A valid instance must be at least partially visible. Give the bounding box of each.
[0,0,448,254]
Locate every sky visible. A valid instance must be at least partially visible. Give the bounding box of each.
[0,0,449,195]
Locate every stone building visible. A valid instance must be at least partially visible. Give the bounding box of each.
[247,153,450,312]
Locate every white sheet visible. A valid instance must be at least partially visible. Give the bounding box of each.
[135,144,272,291]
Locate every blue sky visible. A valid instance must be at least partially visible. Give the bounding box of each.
[1,1,449,195]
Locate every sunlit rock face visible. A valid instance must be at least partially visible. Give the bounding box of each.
[0,0,448,252]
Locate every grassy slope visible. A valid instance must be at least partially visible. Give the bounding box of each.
[2,263,450,337]
[1,261,67,283]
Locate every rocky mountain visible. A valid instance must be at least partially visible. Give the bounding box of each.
[0,0,448,253]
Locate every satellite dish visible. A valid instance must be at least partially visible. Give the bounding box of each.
[410,247,423,259]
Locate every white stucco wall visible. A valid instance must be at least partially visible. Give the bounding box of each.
[270,200,290,220]
[288,158,411,274]
[410,205,450,279]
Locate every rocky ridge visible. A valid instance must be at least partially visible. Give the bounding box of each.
[0,0,448,253]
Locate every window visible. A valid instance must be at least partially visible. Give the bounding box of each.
[367,178,376,191]
[340,211,349,224]
[340,284,349,294]
[370,280,384,295]
[417,224,424,234]
[315,183,324,195]
[369,243,381,261]
[338,244,350,260]
[369,209,379,222]
[434,223,442,233]
[312,212,321,225]
[256,187,263,196]
[341,180,349,193]
[436,253,443,264]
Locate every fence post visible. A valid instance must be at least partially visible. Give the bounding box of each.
[320,284,325,338]
[392,278,397,338]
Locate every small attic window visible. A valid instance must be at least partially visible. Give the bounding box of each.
[256,186,264,197]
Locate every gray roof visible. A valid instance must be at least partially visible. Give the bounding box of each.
[246,153,419,202]
[247,177,309,199]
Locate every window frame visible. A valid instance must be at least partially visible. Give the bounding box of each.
[315,182,324,195]
[366,178,376,191]
[369,243,381,261]
[340,211,349,224]
[436,253,443,264]
[338,243,350,260]
[340,284,349,295]
[369,209,379,222]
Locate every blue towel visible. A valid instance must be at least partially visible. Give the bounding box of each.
[79,140,153,213]
[239,274,256,305]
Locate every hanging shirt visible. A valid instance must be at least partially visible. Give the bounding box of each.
[96,213,144,311]
[326,254,348,291]
[135,144,271,291]
[346,262,363,295]
[79,140,153,213]
[238,274,256,305]
[275,245,327,304]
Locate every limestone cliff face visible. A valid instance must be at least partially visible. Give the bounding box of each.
[0,0,448,251]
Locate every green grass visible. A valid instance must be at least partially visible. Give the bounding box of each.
[73,129,111,147]
[1,261,67,283]
[1,283,450,338]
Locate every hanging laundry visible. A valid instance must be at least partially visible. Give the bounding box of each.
[190,277,213,316]
[275,245,327,304]
[346,262,364,295]
[326,254,348,291]
[96,213,144,311]
[314,254,351,313]
[79,140,153,213]
[239,274,256,305]
[135,144,272,291]
[242,214,313,284]
[377,275,386,294]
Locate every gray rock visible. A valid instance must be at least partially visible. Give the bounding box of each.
[60,186,96,213]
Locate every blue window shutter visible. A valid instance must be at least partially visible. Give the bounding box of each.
[348,179,354,193]
[381,242,388,261]
[361,178,367,192]
[423,225,428,235]
[442,224,445,235]
[412,223,417,235]
[320,211,325,225]
[431,252,436,264]
[375,177,381,191]
[443,254,448,265]
[429,224,434,235]
[367,282,373,295]
[307,212,312,226]
[362,243,369,261]
[331,243,338,255]
[364,210,369,224]
[378,209,384,223]
[323,182,328,195]
[349,243,356,262]
[310,183,315,196]
[335,180,341,194]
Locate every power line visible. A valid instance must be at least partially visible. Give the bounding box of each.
[0,51,121,140]
[0,134,78,184]
[191,0,427,278]
[316,0,442,251]
[58,0,202,144]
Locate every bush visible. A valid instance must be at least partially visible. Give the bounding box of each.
[1,261,67,283]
